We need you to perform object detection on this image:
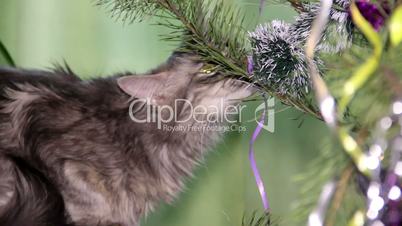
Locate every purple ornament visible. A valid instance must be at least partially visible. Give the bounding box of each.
[353,0,389,31]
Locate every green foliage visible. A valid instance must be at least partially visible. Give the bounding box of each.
[321,36,402,128]
[295,5,402,225]
[292,139,364,226]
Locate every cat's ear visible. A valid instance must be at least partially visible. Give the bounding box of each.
[117,73,166,104]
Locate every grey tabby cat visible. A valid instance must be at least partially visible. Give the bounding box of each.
[0,53,254,226]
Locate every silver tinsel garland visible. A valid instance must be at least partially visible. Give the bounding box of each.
[249,0,353,98]
[291,0,353,52]
[250,21,323,98]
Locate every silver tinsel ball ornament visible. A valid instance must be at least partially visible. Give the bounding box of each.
[250,20,321,98]
[290,0,353,52]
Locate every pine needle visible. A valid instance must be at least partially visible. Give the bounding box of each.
[0,40,15,67]
[242,212,279,226]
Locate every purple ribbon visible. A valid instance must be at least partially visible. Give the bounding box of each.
[249,106,270,211]
[247,53,269,211]
[259,0,266,15]
[247,56,254,75]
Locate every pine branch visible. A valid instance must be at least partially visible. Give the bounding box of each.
[292,139,353,224]
[325,164,354,226]
[287,0,306,12]
[242,212,279,226]
[96,0,324,121]
[97,0,249,79]
[96,0,162,22]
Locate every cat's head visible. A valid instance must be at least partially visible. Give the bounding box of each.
[117,54,255,125]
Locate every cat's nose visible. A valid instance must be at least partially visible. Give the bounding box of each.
[241,83,258,98]
[229,79,257,100]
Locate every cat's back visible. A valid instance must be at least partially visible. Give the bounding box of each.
[0,66,130,152]
[0,67,144,226]
[0,67,90,152]
[0,66,83,104]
